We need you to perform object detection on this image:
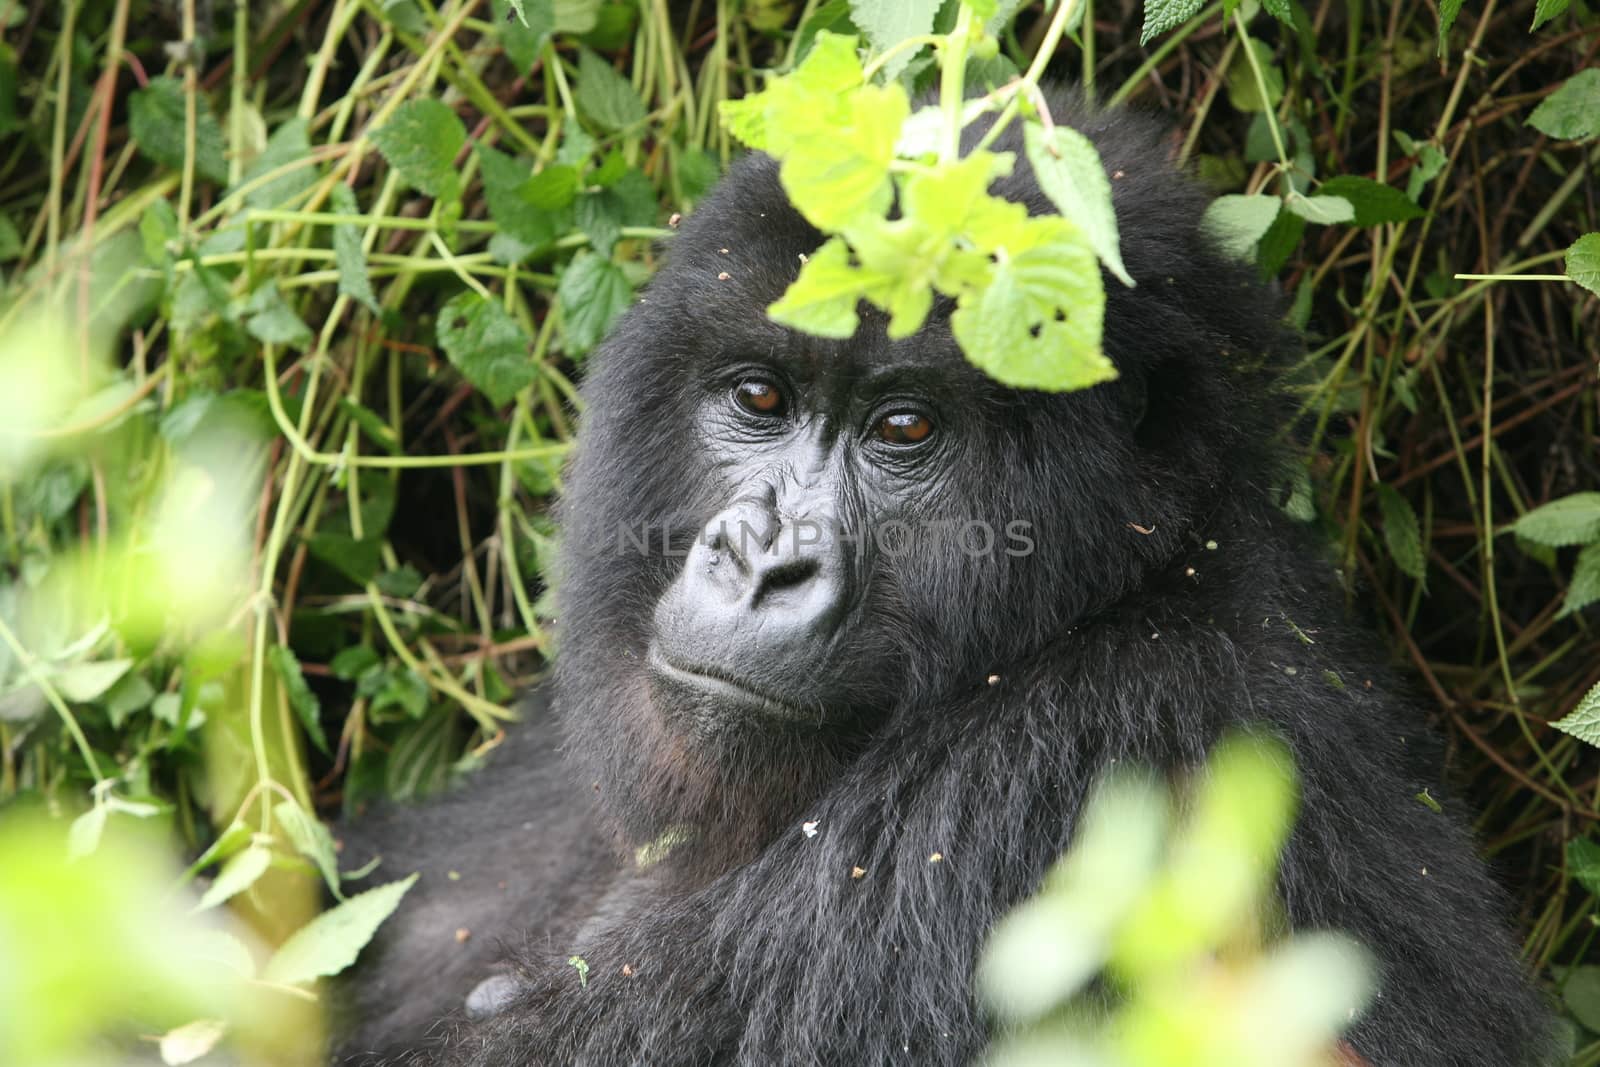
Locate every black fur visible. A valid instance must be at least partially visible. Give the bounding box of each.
[337,93,1555,1065]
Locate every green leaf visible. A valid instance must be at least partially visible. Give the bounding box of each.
[242,282,313,349]
[1375,484,1426,581]
[1551,681,1600,748]
[0,213,21,261]
[848,0,940,79]
[195,845,272,911]
[1559,543,1600,618]
[557,250,633,355]
[768,237,869,338]
[128,77,228,184]
[436,291,538,406]
[521,163,581,211]
[576,48,647,133]
[1225,38,1284,113]
[1568,966,1600,1032]
[307,532,382,585]
[268,645,329,756]
[951,213,1113,392]
[1256,206,1306,277]
[52,658,133,702]
[1201,194,1281,261]
[273,799,342,897]
[239,117,316,209]
[262,874,418,986]
[1527,69,1600,141]
[330,184,380,313]
[67,806,108,858]
[1285,192,1355,225]
[1259,0,1295,25]
[1570,837,1600,896]
[1140,0,1205,44]
[1024,123,1133,287]
[477,144,558,249]
[494,0,554,72]
[1512,492,1600,547]
[1437,0,1464,54]
[1565,233,1600,297]
[1315,176,1426,226]
[370,98,466,201]
[1531,0,1570,29]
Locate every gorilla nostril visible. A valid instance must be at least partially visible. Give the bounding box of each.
[761,558,819,591]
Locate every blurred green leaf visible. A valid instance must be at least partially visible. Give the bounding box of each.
[1024,123,1133,287]
[195,845,272,911]
[1512,493,1600,547]
[576,48,647,132]
[1527,69,1600,141]
[370,99,466,201]
[262,874,418,986]
[129,77,228,183]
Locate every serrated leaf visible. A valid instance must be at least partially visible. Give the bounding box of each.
[1437,0,1465,53]
[768,237,868,338]
[436,292,537,406]
[1559,543,1600,618]
[1285,192,1355,225]
[848,0,940,79]
[262,874,418,985]
[1512,492,1600,547]
[1527,69,1600,141]
[1260,0,1295,25]
[1531,0,1570,29]
[477,144,557,249]
[268,645,329,755]
[1375,484,1426,581]
[1201,195,1282,260]
[239,117,316,209]
[243,282,313,348]
[1140,0,1205,44]
[557,250,632,355]
[370,99,465,201]
[1024,123,1133,287]
[1551,681,1600,748]
[274,799,342,896]
[951,215,1113,392]
[1565,233,1600,297]
[576,48,646,133]
[330,184,380,313]
[129,77,228,183]
[1315,176,1426,226]
[195,845,272,911]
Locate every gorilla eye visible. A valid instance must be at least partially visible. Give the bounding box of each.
[877,411,934,446]
[733,379,787,417]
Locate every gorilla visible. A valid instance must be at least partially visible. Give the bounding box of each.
[336,93,1555,1066]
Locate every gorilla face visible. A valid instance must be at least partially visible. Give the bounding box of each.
[555,116,1287,864]
[645,317,1002,736]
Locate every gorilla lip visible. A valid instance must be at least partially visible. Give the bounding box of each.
[645,644,813,722]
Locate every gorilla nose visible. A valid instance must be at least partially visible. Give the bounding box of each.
[694,502,845,631]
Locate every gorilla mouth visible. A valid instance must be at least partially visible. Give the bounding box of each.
[646,644,813,723]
